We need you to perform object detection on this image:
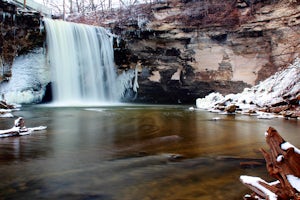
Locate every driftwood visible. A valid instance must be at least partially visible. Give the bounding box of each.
[0,117,47,137]
[240,127,300,200]
[0,100,16,110]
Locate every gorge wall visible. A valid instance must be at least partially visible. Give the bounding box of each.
[0,0,44,82]
[73,0,300,104]
[1,0,299,104]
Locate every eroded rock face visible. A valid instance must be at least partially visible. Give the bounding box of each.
[0,1,44,82]
[77,0,300,103]
[1,1,300,104]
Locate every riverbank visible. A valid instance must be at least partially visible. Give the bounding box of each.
[195,58,300,119]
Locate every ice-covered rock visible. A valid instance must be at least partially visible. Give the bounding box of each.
[196,92,224,109]
[196,58,300,118]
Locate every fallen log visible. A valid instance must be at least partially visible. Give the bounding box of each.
[240,127,300,200]
[0,117,47,138]
[0,100,17,109]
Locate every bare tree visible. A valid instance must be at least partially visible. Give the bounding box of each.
[63,0,66,19]
[41,0,153,18]
[89,0,96,10]
[69,0,73,13]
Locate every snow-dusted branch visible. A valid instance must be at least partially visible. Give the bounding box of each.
[0,117,47,138]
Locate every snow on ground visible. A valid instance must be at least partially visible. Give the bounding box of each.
[196,58,300,118]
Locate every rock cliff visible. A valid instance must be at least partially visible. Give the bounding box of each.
[72,0,300,104]
[0,1,44,82]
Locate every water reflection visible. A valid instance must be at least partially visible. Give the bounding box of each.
[0,105,298,199]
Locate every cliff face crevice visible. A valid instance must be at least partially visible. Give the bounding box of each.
[0,1,44,82]
[76,0,300,103]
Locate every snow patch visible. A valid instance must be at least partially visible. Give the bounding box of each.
[196,92,224,109]
[264,131,268,137]
[281,142,300,154]
[188,107,195,111]
[0,112,13,118]
[286,175,300,192]
[276,155,284,162]
[256,112,275,119]
[240,175,278,200]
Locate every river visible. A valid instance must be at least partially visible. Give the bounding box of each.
[0,104,299,199]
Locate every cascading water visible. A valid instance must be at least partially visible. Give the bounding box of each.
[44,18,120,105]
[0,19,137,105]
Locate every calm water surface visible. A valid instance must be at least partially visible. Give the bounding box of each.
[0,104,299,200]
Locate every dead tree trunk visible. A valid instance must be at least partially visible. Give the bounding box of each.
[240,127,300,200]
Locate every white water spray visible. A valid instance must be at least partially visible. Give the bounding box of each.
[44,18,119,105]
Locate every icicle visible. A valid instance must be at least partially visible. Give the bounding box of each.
[2,12,6,23]
[133,64,140,93]
[116,37,121,47]
[39,19,44,34]
[116,69,135,98]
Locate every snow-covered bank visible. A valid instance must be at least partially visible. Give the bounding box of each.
[196,58,300,119]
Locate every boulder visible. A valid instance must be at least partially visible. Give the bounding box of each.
[225,104,237,113]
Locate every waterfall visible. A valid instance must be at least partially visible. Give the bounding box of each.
[44,18,119,105]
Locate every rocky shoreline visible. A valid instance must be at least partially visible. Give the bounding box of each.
[195,58,300,119]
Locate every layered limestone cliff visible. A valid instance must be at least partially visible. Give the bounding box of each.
[73,0,300,103]
[0,1,44,82]
[2,0,299,104]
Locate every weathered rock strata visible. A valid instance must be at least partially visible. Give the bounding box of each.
[71,0,300,103]
[2,0,299,104]
[0,1,44,82]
